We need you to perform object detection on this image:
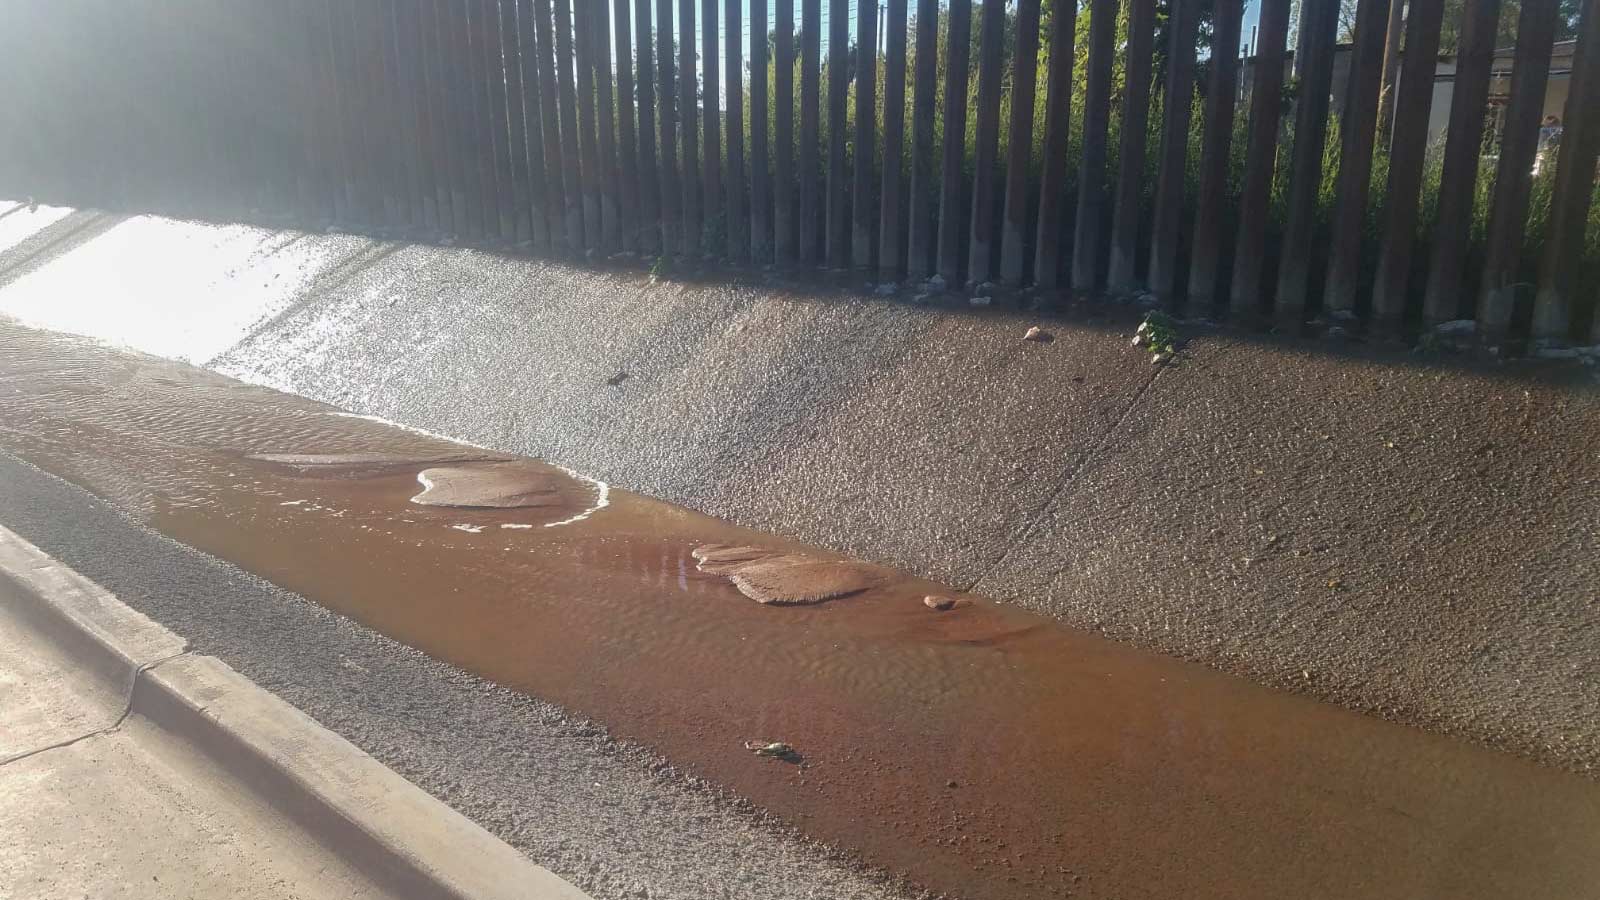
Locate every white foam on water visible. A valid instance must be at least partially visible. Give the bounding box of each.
[542,464,611,528]
[410,469,437,504]
[450,523,485,533]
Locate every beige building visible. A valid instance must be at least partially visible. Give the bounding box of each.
[1425,40,1578,150]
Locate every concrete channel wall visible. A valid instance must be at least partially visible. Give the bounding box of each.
[2,202,1598,777]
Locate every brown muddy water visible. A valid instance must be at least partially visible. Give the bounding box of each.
[2,322,1597,899]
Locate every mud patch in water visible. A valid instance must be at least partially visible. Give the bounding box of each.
[3,322,1599,900]
[728,558,884,605]
[693,543,886,604]
[411,461,584,510]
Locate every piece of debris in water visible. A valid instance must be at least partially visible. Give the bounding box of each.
[923,594,967,611]
[605,371,630,386]
[744,741,795,757]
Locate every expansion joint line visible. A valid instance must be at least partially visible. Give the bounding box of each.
[0,647,192,768]
[963,340,1229,595]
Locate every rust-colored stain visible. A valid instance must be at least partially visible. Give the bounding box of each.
[2,324,1597,899]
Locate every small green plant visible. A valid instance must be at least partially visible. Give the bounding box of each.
[1132,311,1179,364]
[648,255,669,278]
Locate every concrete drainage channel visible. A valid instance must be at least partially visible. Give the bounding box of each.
[0,525,592,900]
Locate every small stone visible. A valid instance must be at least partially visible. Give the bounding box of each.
[1325,325,1350,339]
[1131,334,1147,347]
[875,282,898,296]
[969,295,992,307]
[927,274,948,290]
[1327,578,1344,590]
[744,740,795,757]
[1151,352,1170,365]
[974,280,999,294]
[924,594,965,611]
[1023,326,1051,342]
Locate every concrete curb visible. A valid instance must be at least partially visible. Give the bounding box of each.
[0,525,592,900]
[0,526,186,694]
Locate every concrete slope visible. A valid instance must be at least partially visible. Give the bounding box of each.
[2,205,1597,776]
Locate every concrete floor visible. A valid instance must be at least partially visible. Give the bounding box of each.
[0,578,397,900]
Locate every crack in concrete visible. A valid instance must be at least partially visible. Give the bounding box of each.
[0,648,191,768]
[964,341,1231,595]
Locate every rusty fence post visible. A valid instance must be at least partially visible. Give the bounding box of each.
[906,0,939,280]
[966,0,1006,285]
[751,0,773,261]
[1477,0,1563,345]
[878,0,909,279]
[633,0,661,255]
[680,0,704,254]
[1228,0,1290,320]
[825,0,850,267]
[500,0,533,244]
[852,0,878,269]
[799,0,821,263]
[420,0,457,236]
[1186,0,1244,309]
[1032,0,1076,291]
[998,0,1040,287]
[657,0,682,254]
[1420,0,1501,327]
[1147,0,1201,303]
[775,0,798,264]
[574,0,604,251]
[727,0,748,259]
[1323,0,1395,317]
[1273,0,1340,326]
[1071,0,1116,294]
[1113,0,1164,291]
[936,0,972,284]
[703,0,723,253]
[551,0,586,250]
[469,0,504,238]
[514,0,553,250]
[614,0,640,252]
[1532,0,1600,342]
[1367,0,1446,335]
[593,0,621,253]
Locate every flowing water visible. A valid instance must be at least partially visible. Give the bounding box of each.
[2,321,1596,899]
